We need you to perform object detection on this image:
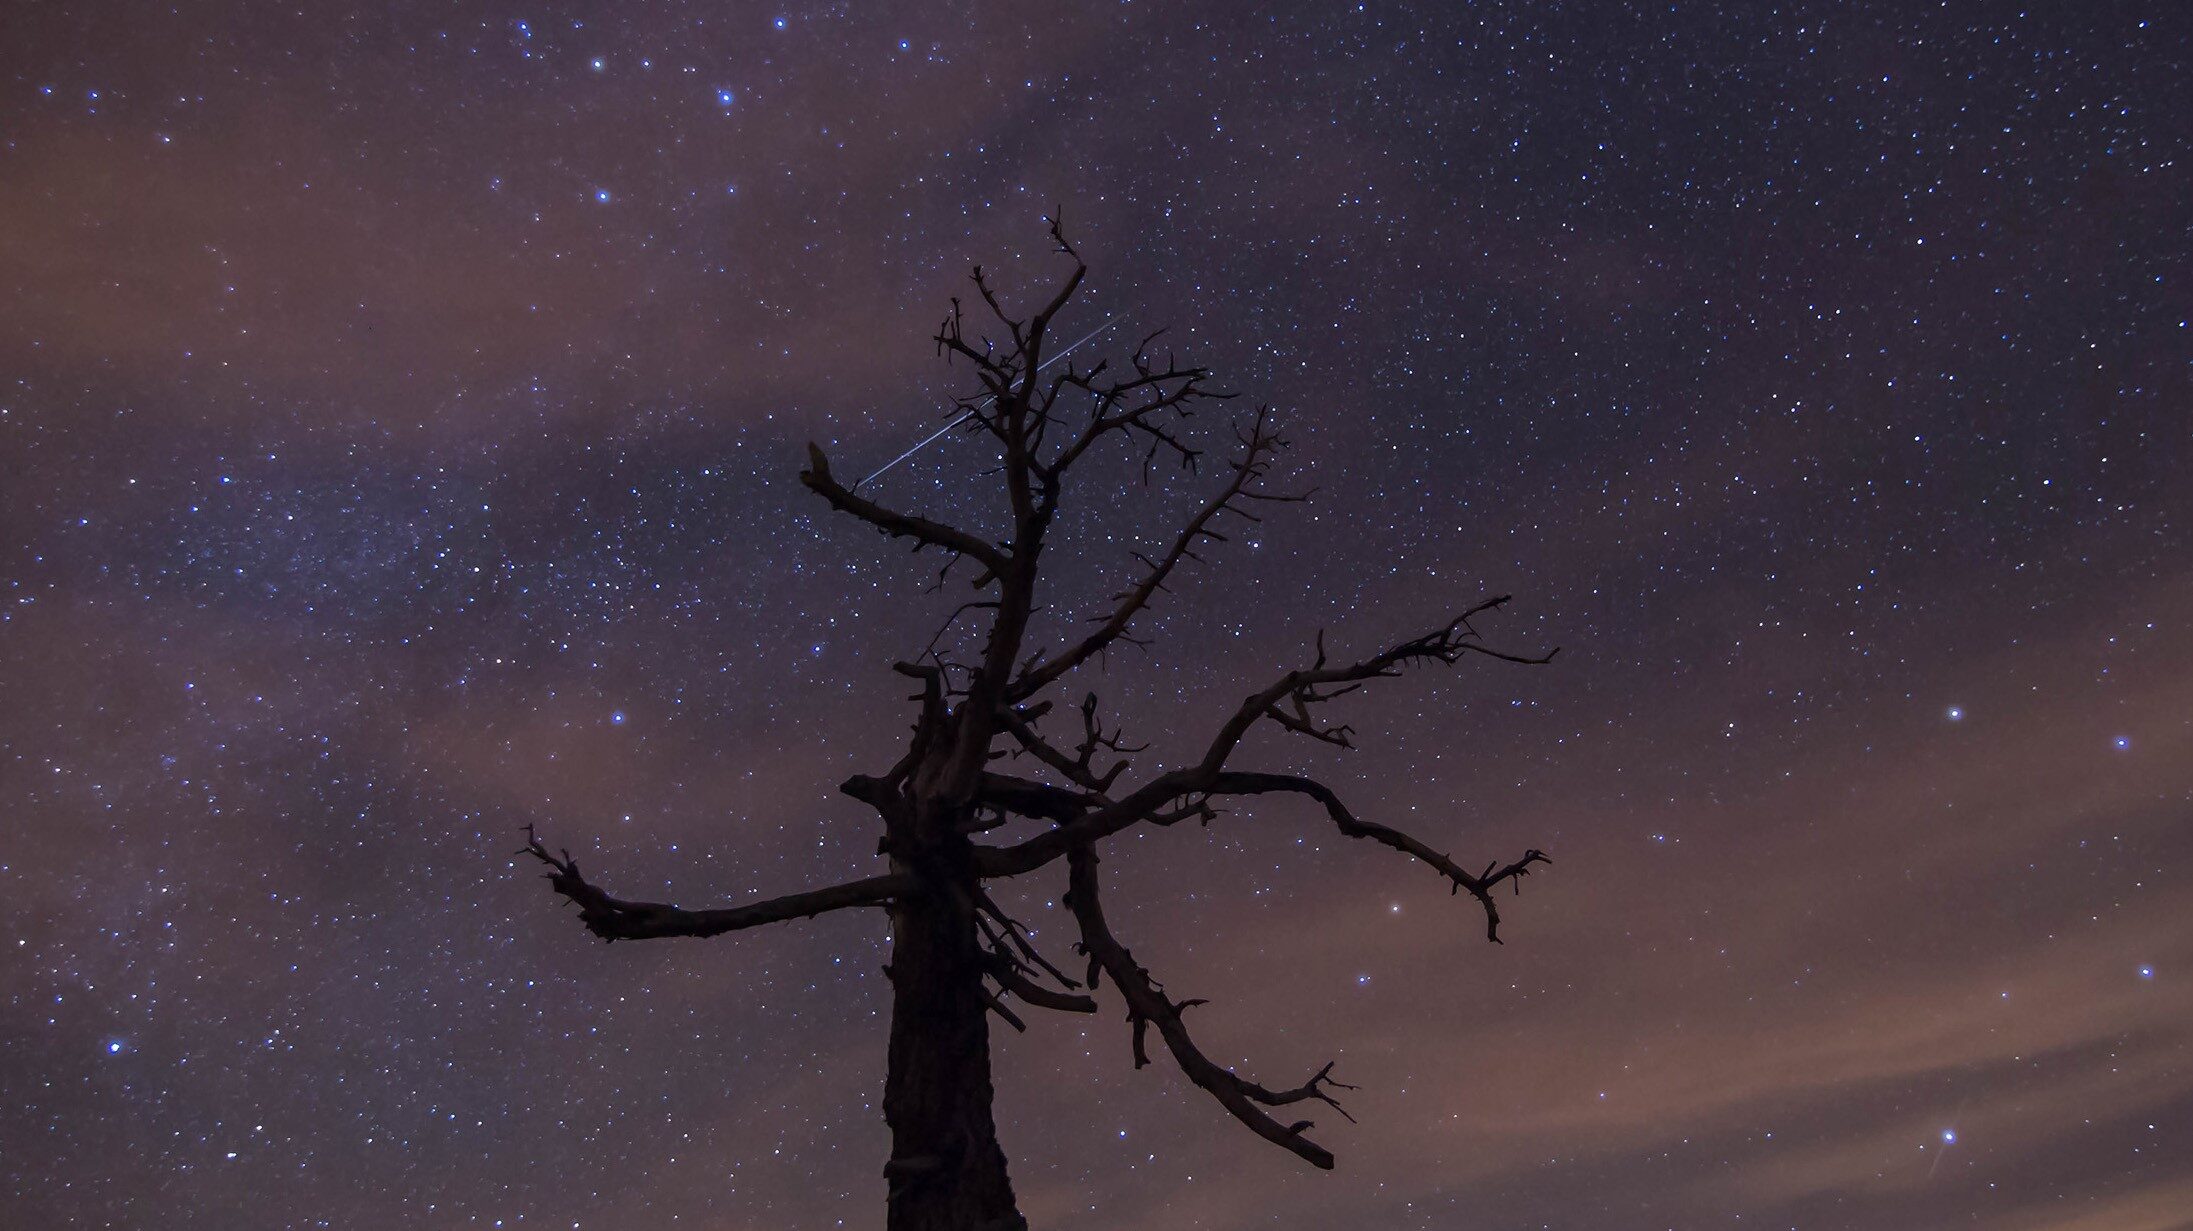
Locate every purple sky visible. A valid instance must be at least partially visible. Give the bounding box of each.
[4,4,2188,1228]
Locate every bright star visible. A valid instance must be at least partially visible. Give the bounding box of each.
[2139,965,2155,980]
[2113,735,2131,750]
[1945,706,1963,721]
[1941,1129,1956,1144]
[610,710,627,726]
[594,189,611,203]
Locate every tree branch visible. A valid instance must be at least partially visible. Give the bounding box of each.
[970,883,1096,1016]
[519,825,910,942]
[1202,772,1550,943]
[1011,408,1296,702]
[998,703,1127,795]
[1039,348,1226,485]
[983,952,1098,1016]
[1066,846,1355,1170]
[977,770,1096,824]
[978,601,1556,876]
[799,443,1011,581]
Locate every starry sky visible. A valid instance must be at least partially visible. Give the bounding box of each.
[4,3,2189,1228]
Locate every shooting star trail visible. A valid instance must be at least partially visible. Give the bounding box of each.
[853,315,1119,491]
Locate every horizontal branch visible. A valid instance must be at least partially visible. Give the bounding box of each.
[978,601,1555,876]
[1191,597,1558,776]
[519,825,909,942]
[799,443,1011,580]
[977,770,1096,823]
[1204,772,1549,943]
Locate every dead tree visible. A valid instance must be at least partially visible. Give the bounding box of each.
[520,218,1555,1231]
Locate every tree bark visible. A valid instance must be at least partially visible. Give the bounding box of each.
[882,839,1025,1231]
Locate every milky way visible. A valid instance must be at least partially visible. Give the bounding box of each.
[4,4,2188,1228]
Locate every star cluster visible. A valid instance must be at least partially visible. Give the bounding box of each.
[2,4,2188,1229]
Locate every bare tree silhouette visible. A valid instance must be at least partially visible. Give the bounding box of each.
[521,218,1555,1231]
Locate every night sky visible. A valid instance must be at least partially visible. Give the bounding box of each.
[4,3,2189,1228]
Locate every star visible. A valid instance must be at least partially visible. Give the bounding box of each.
[7,5,2184,1228]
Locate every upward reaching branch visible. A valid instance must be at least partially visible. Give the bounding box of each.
[1011,407,1302,702]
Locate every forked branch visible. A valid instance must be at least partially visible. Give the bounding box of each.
[519,825,910,942]
[980,601,1557,876]
[1011,407,1301,702]
[1066,846,1356,1169]
[966,882,1097,1024]
[1202,773,1550,943]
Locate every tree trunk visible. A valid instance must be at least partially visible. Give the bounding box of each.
[882,848,1025,1231]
